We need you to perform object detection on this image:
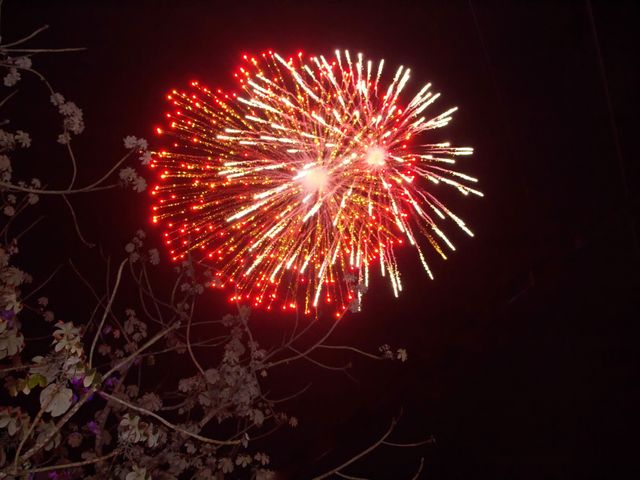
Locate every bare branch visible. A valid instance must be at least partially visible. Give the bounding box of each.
[25,449,119,474]
[99,391,241,446]
[317,344,385,361]
[89,258,127,367]
[62,194,95,247]
[0,24,49,48]
[311,417,398,480]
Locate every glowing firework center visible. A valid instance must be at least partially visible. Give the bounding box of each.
[151,50,482,316]
[365,146,387,168]
[296,165,330,193]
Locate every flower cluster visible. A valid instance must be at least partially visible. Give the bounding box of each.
[1,55,32,87]
[0,253,30,360]
[50,92,85,144]
[119,136,150,192]
[119,166,147,193]
[118,414,162,448]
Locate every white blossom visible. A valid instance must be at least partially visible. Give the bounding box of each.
[60,101,84,134]
[396,348,408,362]
[14,130,31,148]
[148,248,160,265]
[57,132,71,144]
[14,56,32,69]
[123,135,148,150]
[50,92,65,106]
[139,150,152,165]
[133,176,147,192]
[0,130,14,149]
[3,68,20,87]
[125,465,150,480]
[119,167,147,193]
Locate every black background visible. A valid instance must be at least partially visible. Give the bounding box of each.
[3,1,639,478]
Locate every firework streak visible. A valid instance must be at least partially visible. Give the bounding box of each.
[150,50,482,316]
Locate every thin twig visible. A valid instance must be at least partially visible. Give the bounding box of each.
[23,264,63,301]
[0,24,48,48]
[1,47,86,53]
[25,449,119,474]
[267,314,344,368]
[89,259,127,367]
[317,344,385,360]
[18,388,95,465]
[68,259,131,344]
[0,181,118,195]
[289,346,352,372]
[102,322,180,380]
[311,417,398,480]
[382,438,434,448]
[266,382,312,404]
[62,194,95,247]
[410,457,425,480]
[0,89,18,108]
[99,391,241,446]
[186,300,206,377]
[335,472,368,480]
[13,383,62,471]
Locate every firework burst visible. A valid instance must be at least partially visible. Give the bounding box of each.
[150,50,482,316]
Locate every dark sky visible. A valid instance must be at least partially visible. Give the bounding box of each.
[4,0,639,478]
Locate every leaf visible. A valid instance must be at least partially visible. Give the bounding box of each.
[204,368,219,384]
[219,457,234,474]
[28,373,47,390]
[7,418,19,436]
[67,431,83,448]
[125,465,149,480]
[0,328,24,358]
[396,348,408,362]
[16,378,29,395]
[0,412,11,429]
[83,369,96,388]
[252,409,264,426]
[40,384,73,417]
[36,422,61,451]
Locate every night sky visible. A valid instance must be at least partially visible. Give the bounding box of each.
[5,0,639,478]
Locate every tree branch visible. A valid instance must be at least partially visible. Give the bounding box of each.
[25,449,119,474]
[89,258,127,367]
[99,391,241,446]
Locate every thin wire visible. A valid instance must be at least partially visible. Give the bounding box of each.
[468,0,536,300]
[585,0,636,249]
